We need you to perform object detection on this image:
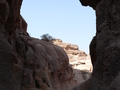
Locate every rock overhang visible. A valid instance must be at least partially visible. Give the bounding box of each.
[79,0,101,9]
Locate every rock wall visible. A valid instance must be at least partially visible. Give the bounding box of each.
[0,0,76,90]
[75,0,120,90]
[52,39,88,63]
[52,39,92,86]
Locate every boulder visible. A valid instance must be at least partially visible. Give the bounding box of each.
[65,44,79,50]
[17,34,76,90]
[52,39,79,50]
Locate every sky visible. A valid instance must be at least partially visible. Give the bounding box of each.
[20,0,96,54]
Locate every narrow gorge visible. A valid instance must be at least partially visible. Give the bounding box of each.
[0,0,120,90]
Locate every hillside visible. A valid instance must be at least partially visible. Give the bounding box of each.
[52,39,92,84]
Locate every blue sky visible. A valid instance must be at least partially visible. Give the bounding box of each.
[20,0,96,54]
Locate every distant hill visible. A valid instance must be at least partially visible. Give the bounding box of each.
[52,39,93,84]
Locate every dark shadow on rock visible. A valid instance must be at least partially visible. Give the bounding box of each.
[72,68,92,90]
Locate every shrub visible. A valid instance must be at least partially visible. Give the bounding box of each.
[41,34,54,42]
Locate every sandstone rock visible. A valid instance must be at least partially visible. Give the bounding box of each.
[0,34,15,90]
[18,34,76,90]
[66,50,83,55]
[0,0,93,90]
[52,39,79,50]
[52,39,92,86]
[19,15,28,32]
[89,36,96,66]
[65,44,79,50]
[0,0,77,90]
[52,41,68,49]
[52,39,62,42]
[52,39,87,58]
[0,0,9,25]
[5,0,23,35]
[75,0,120,90]
[74,78,91,90]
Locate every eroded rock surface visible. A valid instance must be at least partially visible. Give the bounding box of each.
[18,35,75,90]
[52,39,92,86]
[0,0,76,90]
[52,39,88,63]
[75,0,120,90]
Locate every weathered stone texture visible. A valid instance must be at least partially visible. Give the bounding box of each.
[0,0,76,90]
[75,0,120,90]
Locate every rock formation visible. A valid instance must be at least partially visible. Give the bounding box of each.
[0,0,76,90]
[52,39,92,85]
[79,0,101,9]
[75,0,120,90]
[3,0,120,90]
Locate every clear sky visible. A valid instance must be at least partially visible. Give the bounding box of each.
[20,0,96,54]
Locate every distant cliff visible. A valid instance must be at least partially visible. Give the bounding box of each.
[52,39,92,85]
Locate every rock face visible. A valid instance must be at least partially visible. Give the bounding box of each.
[0,0,76,90]
[52,39,87,62]
[52,39,92,85]
[79,0,101,9]
[17,36,75,90]
[75,0,120,90]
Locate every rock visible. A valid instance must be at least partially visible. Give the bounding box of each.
[65,44,79,50]
[66,50,84,55]
[19,15,28,32]
[5,0,23,35]
[89,36,96,66]
[52,39,87,57]
[52,39,79,50]
[18,35,76,90]
[52,39,62,42]
[0,34,15,90]
[79,0,101,9]
[0,0,93,90]
[75,0,120,90]
[0,0,9,25]
[52,39,92,86]
[73,78,91,90]
[0,0,76,90]
[0,0,23,90]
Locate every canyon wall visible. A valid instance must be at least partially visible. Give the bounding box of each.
[1,0,119,90]
[0,0,76,90]
[75,0,120,90]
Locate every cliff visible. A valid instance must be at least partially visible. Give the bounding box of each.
[52,39,92,85]
[1,0,119,90]
[0,0,76,90]
[74,0,120,90]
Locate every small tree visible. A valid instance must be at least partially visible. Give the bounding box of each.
[41,34,54,42]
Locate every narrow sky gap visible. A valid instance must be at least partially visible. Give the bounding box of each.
[21,0,96,54]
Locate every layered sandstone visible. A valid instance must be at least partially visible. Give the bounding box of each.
[52,39,92,85]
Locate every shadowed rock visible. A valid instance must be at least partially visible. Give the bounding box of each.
[75,0,120,90]
[79,0,101,9]
[0,0,76,90]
